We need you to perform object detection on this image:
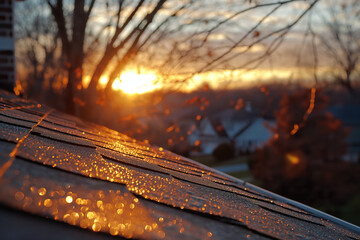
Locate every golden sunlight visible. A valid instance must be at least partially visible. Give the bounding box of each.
[99,76,109,85]
[112,70,159,94]
[81,66,332,93]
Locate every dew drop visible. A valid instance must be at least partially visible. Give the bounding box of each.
[65,196,73,203]
[44,199,52,207]
[15,192,24,201]
[92,222,101,232]
[38,187,46,196]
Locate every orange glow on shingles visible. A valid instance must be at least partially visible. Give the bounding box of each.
[285,153,300,165]
[6,170,165,238]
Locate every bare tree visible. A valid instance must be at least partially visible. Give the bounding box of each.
[15,0,61,100]
[45,0,95,113]
[17,0,319,114]
[316,0,360,93]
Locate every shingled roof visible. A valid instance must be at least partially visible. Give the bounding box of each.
[0,90,359,240]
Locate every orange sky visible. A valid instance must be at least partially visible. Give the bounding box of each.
[83,65,334,95]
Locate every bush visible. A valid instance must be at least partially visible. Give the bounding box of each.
[212,142,235,161]
[250,90,359,206]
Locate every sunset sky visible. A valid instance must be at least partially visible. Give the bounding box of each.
[97,1,356,93]
[15,0,359,94]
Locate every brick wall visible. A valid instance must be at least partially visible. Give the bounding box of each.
[0,0,15,92]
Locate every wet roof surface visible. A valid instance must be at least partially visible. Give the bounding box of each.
[0,90,359,240]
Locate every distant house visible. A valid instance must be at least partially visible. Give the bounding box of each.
[188,117,228,155]
[188,107,275,156]
[330,104,360,162]
[232,118,275,153]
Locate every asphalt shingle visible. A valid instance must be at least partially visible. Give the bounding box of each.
[0,90,359,239]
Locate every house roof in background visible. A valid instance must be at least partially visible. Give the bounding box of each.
[346,126,360,144]
[233,118,275,141]
[0,90,359,239]
[212,108,258,123]
[208,118,228,138]
[330,104,360,125]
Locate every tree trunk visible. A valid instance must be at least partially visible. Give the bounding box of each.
[87,47,115,93]
[64,0,87,115]
[82,47,116,120]
[105,59,128,95]
[65,69,76,115]
[343,70,356,95]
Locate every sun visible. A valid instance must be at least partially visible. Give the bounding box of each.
[112,70,159,94]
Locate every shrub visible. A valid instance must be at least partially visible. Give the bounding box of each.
[212,142,235,161]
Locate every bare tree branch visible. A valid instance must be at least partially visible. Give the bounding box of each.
[314,0,360,92]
